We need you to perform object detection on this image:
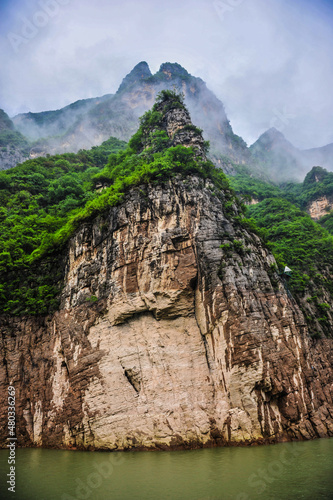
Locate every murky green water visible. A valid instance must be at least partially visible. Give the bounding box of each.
[0,439,333,500]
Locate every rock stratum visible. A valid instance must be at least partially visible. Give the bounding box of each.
[0,175,332,450]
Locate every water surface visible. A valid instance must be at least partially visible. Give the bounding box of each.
[1,439,333,499]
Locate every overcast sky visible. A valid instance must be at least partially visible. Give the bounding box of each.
[0,0,333,148]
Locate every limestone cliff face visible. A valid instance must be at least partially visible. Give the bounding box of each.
[0,177,332,450]
[307,196,333,220]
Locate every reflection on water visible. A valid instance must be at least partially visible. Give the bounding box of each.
[0,438,333,500]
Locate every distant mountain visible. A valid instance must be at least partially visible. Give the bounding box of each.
[4,62,333,180]
[11,61,249,165]
[249,128,305,182]
[13,94,112,142]
[0,109,30,170]
[250,128,333,182]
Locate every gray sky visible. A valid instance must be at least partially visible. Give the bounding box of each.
[1,0,333,148]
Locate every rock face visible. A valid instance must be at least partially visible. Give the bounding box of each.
[0,177,332,450]
[153,98,207,160]
[307,196,333,220]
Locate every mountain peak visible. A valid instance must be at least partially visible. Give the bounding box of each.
[261,127,287,142]
[158,62,190,80]
[252,127,296,152]
[249,127,303,182]
[117,61,152,93]
[129,89,207,160]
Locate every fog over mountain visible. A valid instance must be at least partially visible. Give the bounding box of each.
[1,0,333,150]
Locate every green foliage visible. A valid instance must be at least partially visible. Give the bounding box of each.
[248,198,333,296]
[319,211,333,234]
[0,94,233,316]
[0,130,30,151]
[229,169,284,201]
[0,136,127,315]
[220,239,251,257]
[182,124,203,135]
[86,295,98,303]
[292,166,333,209]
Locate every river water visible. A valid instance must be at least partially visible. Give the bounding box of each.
[0,438,332,500]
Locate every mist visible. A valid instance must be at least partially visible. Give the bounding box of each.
[0,0,333,149]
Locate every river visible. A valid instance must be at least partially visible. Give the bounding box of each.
[1,438,333,500]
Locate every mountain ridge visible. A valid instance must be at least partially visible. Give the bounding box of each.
[250,127,333,181]
[10,61,249,166]
[1,61,333,182]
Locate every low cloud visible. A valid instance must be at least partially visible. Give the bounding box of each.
[0,0,332,148]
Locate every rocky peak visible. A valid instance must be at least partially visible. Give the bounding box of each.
[159,62,190,80]
[254,127,291,151]
[117,61,152,93]
[141,90,207,160]
[249,127,303,182]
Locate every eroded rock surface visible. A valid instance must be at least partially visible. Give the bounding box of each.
[307,196,333,220]
[0,177,332,450]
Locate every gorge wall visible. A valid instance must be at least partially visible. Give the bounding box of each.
[0,177,332,450]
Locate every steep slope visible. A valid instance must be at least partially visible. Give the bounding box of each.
[0,92,332,451]
[11,61,248,164]
[229,165,333,337]
[1,175,332,451]
[0,109,30,170]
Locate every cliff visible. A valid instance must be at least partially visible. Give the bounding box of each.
[0,175,332,450]
[0,93,332,452]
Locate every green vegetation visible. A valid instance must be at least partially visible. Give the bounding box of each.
[226,162,333,337]
[228,167,284,202]
[220,239,251,257]
[318,211,333,234]
[0,130,30,151]
[0,136,127,315]
[248,198,333,294]
[230,165,333,239]
[0,91,233,316]
[247,195,333,336]
[280,166,333,209]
